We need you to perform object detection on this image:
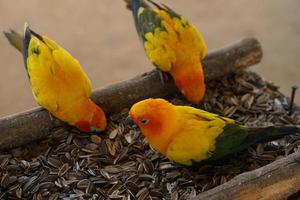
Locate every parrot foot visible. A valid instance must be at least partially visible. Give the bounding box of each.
[295,154,300,163]
[288,85,298,115]
[158,71,169,85]
[48,112,54,122]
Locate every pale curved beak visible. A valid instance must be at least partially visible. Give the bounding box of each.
[124,115,135,127]
[90,126,101,133]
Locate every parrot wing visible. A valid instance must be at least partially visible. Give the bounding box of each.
[131,0,163,39]
[207,125,300,163]
[23,26,59,112]
[182,105,236,124]
[22,25,92,112]
[171,106,299,166]
[182,107,245,162]
[130,0,206,72]
[130,0,180,71]
[166,106,238,166]
[186,106,300,163]
[205,124,249,162]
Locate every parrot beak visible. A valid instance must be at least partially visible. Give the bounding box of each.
[124,115,135,127]
[90,126,101,133]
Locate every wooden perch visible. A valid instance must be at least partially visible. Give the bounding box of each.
[191,150,300,200]
[0,37,262,150]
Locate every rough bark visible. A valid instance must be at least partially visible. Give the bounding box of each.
[191,151,300,200]
[0,37,262,150]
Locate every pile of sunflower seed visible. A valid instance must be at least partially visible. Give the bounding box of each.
[0,71,299,200]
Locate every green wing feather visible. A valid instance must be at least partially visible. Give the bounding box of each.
[206,125,300,162]
[207,124,248,161]
[131,0,164,42]
[129,0,182,41]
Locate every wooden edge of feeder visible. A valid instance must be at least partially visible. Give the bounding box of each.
[191,150,300,200]
[0,37,262,150]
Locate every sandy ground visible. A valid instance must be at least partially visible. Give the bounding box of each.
[0,0,299,117]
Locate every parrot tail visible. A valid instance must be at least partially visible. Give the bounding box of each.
[131,0,142,31]
[23,23,32,69]
[124,0,148,10]
[206,124,300,163]
[124,0,132,9]
[244,125,300,146]
[3,29,23,53]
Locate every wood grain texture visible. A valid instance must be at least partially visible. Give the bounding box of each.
[0,37,262,150]
[191,150,300,200]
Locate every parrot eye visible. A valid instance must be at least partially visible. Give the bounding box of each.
[140,118,149,125]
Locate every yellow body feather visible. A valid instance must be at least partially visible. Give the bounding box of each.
[131,1,207,103]
[144,10,206,72]
[27,36,93,124]
[166,106,234,165]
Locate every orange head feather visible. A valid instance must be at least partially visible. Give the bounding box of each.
[170,62,206,104]
[90,105,107,132]
[75,100,107,133]
[129,98,179,154]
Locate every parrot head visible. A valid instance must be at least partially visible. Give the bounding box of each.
[171,64,206,104]
[129,98,179,154]
[90,106,107,132]
[75,102,107,133]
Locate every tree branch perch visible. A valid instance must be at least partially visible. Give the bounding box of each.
[0,37,262,150]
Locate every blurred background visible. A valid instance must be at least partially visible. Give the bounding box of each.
[0,0,299,117]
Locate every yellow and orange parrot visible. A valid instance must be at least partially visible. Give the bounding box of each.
[129,98,299,166]
[4,24,107,132]
[126,0,207,103]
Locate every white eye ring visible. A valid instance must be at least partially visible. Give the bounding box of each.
[140,118,149,125]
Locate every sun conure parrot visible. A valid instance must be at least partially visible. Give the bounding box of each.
[126,0,207,103]
[129,98,299,166]
[4,24,107,132]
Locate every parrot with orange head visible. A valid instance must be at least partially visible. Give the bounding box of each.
[126,0,207,103]
[4,24,107,132]
[129,98,299,166]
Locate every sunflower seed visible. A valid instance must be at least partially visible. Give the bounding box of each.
[136,187,149,200]
[47,157,62,168]
[109,128,119,139]
[58,163,71,177]
[90,135,102,144]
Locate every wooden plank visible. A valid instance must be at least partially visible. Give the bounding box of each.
[191,150,300,200]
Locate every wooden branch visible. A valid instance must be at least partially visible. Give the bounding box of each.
[0,37,262,150]
[191,151,300,200]
[93,37,262,113]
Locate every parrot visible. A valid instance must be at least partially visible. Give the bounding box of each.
[126,0,207,103]
[128,98,300,166]
[4,24,107,132]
